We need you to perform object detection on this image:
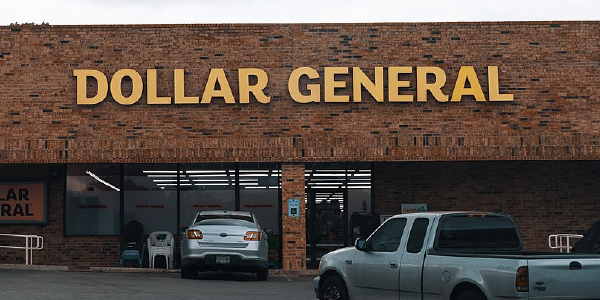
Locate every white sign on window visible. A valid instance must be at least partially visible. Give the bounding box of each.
[401,204,427,214]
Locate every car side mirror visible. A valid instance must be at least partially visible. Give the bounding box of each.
[355,238,368,251]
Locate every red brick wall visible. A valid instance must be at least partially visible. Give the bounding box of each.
[373,161,600,251]
[2,22,600,267]
[281,163,306,269]
[0,22,599,163]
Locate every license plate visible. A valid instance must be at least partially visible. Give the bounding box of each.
[216,255,230,264]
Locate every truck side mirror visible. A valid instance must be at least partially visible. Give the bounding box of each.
[180,227,188,233]
[355,238,368,251]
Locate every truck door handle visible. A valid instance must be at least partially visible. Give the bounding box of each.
[569,261,582,270]
[389,261,398,268]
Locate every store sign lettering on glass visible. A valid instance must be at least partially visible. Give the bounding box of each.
[74,66,513,105]
[0,182,47,224]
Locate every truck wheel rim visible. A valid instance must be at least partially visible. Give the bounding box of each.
[324,285,341,300]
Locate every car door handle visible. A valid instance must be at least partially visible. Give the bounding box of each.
[389,261,398,268]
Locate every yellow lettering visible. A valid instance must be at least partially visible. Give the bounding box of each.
[417,67,448,102]
[488,66,513,101]
[147,69,171,104]
[201,68,235,104]
[324,67,349,103]
[74,70,108,105]
[110,69,143,105]
[288,67,320,103]
[389,67,414,102]
[352,67,384,102]
[239,68,270,104]
[174,69,199,104]
[451,66,486,102]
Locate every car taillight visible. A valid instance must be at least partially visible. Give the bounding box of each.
[244,231,261,241]
[187,230,203,239]
[516,266,529,292]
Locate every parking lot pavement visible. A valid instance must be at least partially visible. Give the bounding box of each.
[0,269,316,300]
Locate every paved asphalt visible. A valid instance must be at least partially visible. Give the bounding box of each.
[0,270,316,300]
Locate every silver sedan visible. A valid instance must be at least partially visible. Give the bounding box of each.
[180,210,269,280]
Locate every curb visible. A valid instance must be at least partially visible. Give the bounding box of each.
[0,264,69,271]
[90,267,179,273]
[0,264,317,277]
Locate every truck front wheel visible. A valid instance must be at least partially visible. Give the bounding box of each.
[320,275,348,300]
[457,290,487,300]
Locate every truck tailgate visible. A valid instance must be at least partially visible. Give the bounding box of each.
[527,256,600,299]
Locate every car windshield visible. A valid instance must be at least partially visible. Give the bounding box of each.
[194,214,255,228]
[436,215,522,251]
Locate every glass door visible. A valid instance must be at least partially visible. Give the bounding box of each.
[306,188,347,269]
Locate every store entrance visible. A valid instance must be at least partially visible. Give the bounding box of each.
[306,188,348,269]
[303,162,373,269]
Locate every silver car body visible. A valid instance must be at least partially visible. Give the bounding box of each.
[180,210,269,279]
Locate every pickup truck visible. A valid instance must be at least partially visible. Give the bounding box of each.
[314,212,600,300]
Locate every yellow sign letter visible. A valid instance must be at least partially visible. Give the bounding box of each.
[488,66,514,102]
[74,70,108,105]
[288,67,320,103]
[451,66,486,102]
[174,69,199,104]
[324,67,349,103]
[147,69,172,104]
[239,68,270,104]
[389,67,414,102]
[201,68,235,104]
[353,67,384,102]
[417,67,448,102]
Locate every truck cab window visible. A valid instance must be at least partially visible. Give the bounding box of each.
[368,218,407,252]
[407,218,430,253]
[435,215,522,251]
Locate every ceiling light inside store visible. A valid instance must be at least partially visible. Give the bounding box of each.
[86,170,120,192]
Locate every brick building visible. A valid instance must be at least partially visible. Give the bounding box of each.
[1,21,599,269]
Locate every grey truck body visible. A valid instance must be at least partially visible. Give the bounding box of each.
[314,212,600,300]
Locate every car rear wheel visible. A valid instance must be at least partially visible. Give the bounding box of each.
[457,290,487,300]
[180,265,197,279]
[256,268,269,281]
[320,275,348,300]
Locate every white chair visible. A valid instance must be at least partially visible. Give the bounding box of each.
[147,231,174,269]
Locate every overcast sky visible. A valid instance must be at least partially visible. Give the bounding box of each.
[1,0,599,25]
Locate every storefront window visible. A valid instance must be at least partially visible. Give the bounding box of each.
[66,164,120,235]
[239,162,281,268]
[179,163,236,229]
[66,162,283,249]
[239,163,280,234]
[124,164,178,235]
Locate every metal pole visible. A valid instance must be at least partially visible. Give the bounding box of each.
[25,236,29,265]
